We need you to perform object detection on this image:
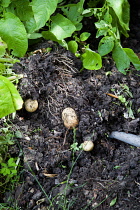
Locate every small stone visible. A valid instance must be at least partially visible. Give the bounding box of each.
[32,191,42,200]
[59,184,71,196]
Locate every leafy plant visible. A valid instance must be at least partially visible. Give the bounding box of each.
[0,124,22,205]
[110,84,135,119]
[70,142,83,152]
[0,0,139,74]
[85,0,140,74]
[0,0,58,57]
[0,38,23,118]
[0,127,15,164]
[0,75,23,118]
[0,157,17,178]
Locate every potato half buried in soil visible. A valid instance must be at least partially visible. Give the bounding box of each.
[62,107,78,129]
[82,140,94,151]
[24,99,38,112]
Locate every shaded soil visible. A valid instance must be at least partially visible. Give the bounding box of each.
[1,1,140,209]
[2,43,140,209]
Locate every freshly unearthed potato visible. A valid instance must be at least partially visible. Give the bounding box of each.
[82,140,94,151]
[62,107,78,129]
[24,99,38,112]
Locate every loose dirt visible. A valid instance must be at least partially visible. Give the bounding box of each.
[1,1,140,209]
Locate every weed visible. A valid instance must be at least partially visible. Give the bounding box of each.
[0,123,22,208]
[110,84,135,119]
[70,142,83,152]
[110,196,117,207]
[114,165,121,169]
[0,157,17,178]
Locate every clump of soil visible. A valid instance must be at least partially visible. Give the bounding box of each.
[2,41,140,209]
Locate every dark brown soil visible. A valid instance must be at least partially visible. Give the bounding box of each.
[1,1,140,210]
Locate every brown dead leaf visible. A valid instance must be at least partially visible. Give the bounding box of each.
[43,173,57,178]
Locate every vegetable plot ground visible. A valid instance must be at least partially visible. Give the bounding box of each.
[2,41,140,209]
[1,1,140,209]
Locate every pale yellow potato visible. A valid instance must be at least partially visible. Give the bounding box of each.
[24,99,38,112]
[62,107,78,129]
[82,140,94,151]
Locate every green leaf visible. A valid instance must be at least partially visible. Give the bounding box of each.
[82,48,102,70]
[0,63,5,74]
[114,165,121,169]
[80,32,91,41]
[112,42,130,74]
[118,95,126,103]
[68,41,78,54]
[30,0,58,31]
[110,197,117,206]
[61,1,84,29]
[11,0,33,22]
[98,36,114,56]
[1,0,11,7]
[95,20,109,29]
[42,31,60,42]
[11,169,17,174]
[0,12,28,57]
[107,0,130,36]
[0,76,23,118]
[25,17,37,34]
[28,33,42,39]
[123,48,140,70]
[42,30,67,47]
[0,38,7,57]
[95,20,110,38]
[51,14,76,40]
[8,158,16,166]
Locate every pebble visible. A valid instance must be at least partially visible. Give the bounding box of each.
[59,184,71,196]
[32,191,42,200]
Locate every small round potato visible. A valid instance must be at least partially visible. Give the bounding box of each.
[62,107,78,129]
[24,99,38,112]
[82,140,94,151]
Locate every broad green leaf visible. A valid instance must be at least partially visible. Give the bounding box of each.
[110,197,117,207]
[80,32,91,41]
[0,12,28,57]
[28,33,42,39]
[25,17,37,34]
[42,31,60,42]
[68,41,78,54]
[1,0,11,7]
[123,48,140,70]
[0,76,23,118]
[82,48,102,70]
[112,42,130,74]
[11,0,33,21]
[0,38,7,57]
[104,10,112,24]
[107,0,130,36]
[98,36,114,56]
[30,0,58,31]
[51,14,76,40]
[61,1,84,28]
[42,31,68,48]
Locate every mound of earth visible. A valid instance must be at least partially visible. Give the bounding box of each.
[1,41,140,209]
